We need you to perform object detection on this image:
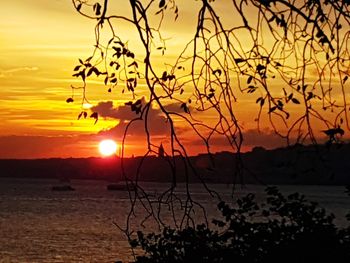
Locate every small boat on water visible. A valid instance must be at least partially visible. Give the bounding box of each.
[51,185,75,191]
[107,183,136,191]
[51,177,75,191]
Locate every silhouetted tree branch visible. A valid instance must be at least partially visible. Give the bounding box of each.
[69,0,350,233]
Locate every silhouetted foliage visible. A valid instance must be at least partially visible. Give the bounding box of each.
[70,0,350,152]
[323,126,345,144]
[129,187,350,263]
[70,0,350,236]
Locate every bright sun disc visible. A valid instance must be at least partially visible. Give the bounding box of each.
[99,139,118,156]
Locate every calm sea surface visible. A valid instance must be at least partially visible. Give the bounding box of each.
[0,178,349,262]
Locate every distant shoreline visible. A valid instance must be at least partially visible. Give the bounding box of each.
[1,143,350,185]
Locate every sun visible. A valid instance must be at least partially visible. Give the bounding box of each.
[98,139,118,157]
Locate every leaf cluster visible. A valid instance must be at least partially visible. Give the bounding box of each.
[130,187,350,263]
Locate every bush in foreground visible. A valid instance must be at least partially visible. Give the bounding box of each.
[130,187,350,263]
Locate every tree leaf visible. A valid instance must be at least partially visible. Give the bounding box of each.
[90,112,98,124]
[87,67,94,77]
[161,71,167,81]
[128,61,138,68]
[256,64,265,72]
[306,92,313,101]
[92,67,100,76]
[247,76,253,84]
[269,106,277,113]
[234,58,245,63]
[260,98,265,107]
[76,3,82,11]
[94,3,101,16]
[213,69,222,76]
[181,103,189,114]
[90,112,98,118]
[159,0,166,8]
[291,98,300,104]
[275,62,282,67]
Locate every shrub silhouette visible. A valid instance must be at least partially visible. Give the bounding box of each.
[130,187,350,263]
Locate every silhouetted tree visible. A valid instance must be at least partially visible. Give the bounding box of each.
[68,0,350,234]
[130,187,350,263]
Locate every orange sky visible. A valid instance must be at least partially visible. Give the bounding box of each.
[0,1,347,159]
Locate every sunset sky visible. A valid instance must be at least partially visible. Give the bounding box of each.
[0,0,112,158]
[0,0,346,159]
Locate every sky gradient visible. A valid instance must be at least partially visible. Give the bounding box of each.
[0,0,345,159]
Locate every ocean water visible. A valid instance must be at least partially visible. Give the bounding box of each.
[0,178,349,262]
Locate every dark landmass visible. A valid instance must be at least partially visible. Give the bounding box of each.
[0,143,350,185]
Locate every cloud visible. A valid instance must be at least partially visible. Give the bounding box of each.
[92,99,171,137]
[0,67,39,78]
[0,67,39,73]
[163,102,191,113]
[242,129,286,149]
[0,135,96,159]
[92,99,195,119]
[91,101,137,121]
[100,118,169,137]
[188,128,286,151]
